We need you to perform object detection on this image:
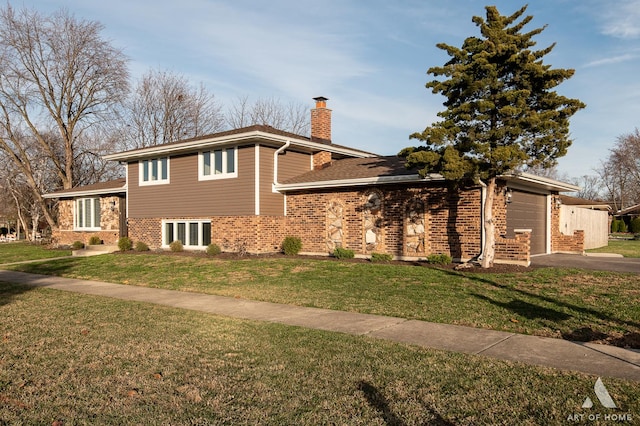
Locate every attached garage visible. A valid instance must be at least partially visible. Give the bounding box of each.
[506,190,548,255]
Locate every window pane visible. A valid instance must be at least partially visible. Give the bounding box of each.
[226,148,235,173]
[202,223,211,246]
[161,157,168,180]
[165,222,174,245]
[177,223,186,244]
[77,200,83,228]
[84,199,91,228]
[189,223,199,246]
[94,198,101,228]
[151,159,158,181]
[203,151,211,175]
[142,160,149,181]
[214,150,223,174]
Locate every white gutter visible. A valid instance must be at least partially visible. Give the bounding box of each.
[275,173,444,191]
[501,171,580,192]
[42,186,127,199]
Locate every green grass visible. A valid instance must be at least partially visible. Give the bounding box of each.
[5,253,639,348]
[1,283,638,424]
[587,239,640,258]
[0,241,71,264]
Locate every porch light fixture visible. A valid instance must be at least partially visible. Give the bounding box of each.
[110,200,117,212]
[504,188,513,204]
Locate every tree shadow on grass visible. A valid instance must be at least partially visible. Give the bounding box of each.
[0,258,78,307]
[357,381,454,426]
[471,293,571,321]
[0,281,34,307]
[441,269,640,348]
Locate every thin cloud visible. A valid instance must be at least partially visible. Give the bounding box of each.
[584,53,638,68]
[600,0,640,39]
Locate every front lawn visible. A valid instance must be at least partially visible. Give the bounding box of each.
[587,238,640,258]
[5,253,639,348]
[1,283,637,424]
[0,241,71,264]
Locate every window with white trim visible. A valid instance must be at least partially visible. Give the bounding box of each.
[74,198,101,230]
[163,220,211,248]
[139,157,169,185]
[199,147,237,180]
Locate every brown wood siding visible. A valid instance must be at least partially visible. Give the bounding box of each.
[260,146,312,216]
[128,145,255,218]
[506,191,547,255]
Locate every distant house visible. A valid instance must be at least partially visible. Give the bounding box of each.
[616,203,640,229]
[44,97,584,266]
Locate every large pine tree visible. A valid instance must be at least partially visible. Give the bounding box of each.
[401,5,585,267]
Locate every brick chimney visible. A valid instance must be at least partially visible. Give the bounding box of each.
[311,96,331,143]
[311,97,332,169]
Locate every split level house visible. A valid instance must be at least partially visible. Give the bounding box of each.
[44,97,585,266]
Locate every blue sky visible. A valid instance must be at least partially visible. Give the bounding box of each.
[26,0,640,179]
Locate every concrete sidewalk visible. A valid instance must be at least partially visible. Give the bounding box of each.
[1,269,639,382]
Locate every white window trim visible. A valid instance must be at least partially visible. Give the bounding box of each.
[198,147,238,181]
[139,157,170,186]
[161,219,212,249]
[73,198,101,231]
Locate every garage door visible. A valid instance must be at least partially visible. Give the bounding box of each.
[506,190,547,255]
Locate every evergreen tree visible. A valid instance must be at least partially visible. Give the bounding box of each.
[400,5,585,267]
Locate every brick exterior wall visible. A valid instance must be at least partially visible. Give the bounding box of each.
[550,195,585,253]
[495,230,531,266]
[52,183,582,265]
[52,196,122,246]
[127,215,288,253]
[285,184,484,261]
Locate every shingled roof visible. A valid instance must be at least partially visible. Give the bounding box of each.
[280,156,425,186]
[104,125,376,161]
[43,178,126,198]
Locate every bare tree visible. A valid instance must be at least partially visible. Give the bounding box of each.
[598,129,640,210]
[523,163,571,182]
[572,175,603,200]
[226,95,310,135]
[0,5,129,227]
[121,69,224,149]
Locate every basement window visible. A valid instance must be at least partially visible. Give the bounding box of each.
[162,220,211,248]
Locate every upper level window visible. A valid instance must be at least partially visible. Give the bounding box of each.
[139,157,169,185]
[199,147,237,180]
[74,198,101,230]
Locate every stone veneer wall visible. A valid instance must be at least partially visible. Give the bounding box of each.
[51,196,122,246]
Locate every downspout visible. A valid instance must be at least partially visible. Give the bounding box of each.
[272,140,291,190]
[478,180,487,262]
[272,140,291,217]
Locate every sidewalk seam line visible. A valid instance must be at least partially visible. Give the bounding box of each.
[362,318,408,336]
[475,333,516,355]
[578,344,640,369]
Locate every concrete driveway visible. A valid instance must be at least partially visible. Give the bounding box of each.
[531,253,640,274]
